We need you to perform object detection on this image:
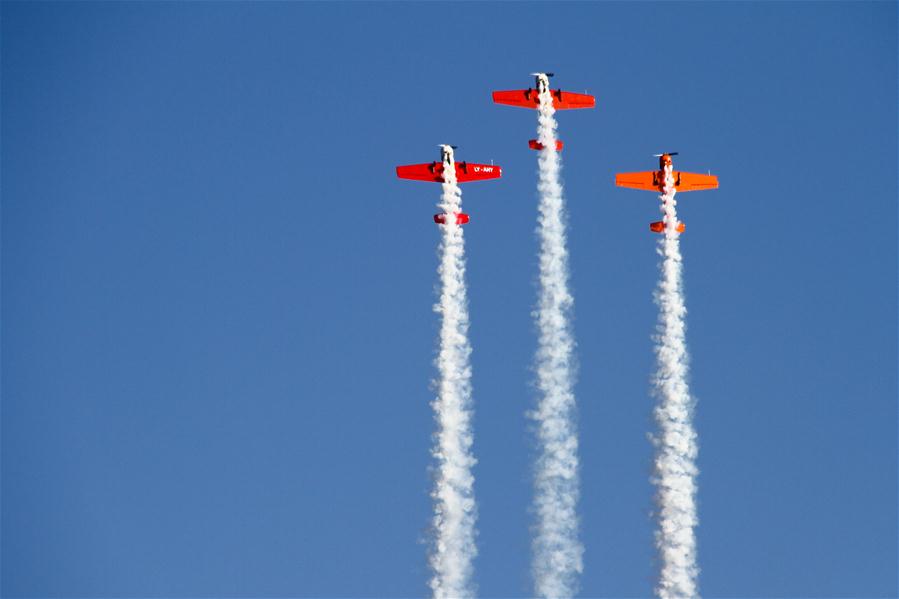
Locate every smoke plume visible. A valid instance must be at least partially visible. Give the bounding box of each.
[651,166,699,598]
[531,87,583,599]
[429,160,478,599]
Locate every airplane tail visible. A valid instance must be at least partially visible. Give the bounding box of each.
[434,213,470,225]
[650,221,685,234]
[529,139,564,152]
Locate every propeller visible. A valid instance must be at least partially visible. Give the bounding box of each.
[653,152,679,157]
[530,72,555,78]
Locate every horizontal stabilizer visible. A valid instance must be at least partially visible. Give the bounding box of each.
[529,139,564,151]
[650,221,685,234]
[434,213,470,225]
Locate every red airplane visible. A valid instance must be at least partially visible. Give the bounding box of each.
[492,73,596,111]
[615,153,719,234]
[395,145,502,225]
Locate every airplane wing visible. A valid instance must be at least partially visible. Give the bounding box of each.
[396,162,501,183]
[396,163,444,183]
[554,90,595,109]
[615,171,659,192]
[492,89,595,110]
[492,90,540,109]
[675,172,719,192]
[455,162,501,182]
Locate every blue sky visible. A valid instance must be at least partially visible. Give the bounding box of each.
[2,2,896,597]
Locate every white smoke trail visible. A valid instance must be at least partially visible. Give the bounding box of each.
[651,166,699,598]
[531,86,583,598]
[429,159,478,599]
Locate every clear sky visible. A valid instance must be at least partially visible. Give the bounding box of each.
[2,2,896,597]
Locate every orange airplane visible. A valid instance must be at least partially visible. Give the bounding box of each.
[615,153,718,233]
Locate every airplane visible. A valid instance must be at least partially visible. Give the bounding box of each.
[395,145,502,225]
[615,153,719,234]
[492,73,596,110]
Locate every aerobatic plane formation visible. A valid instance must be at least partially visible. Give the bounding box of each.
[395,73,720,230]
[399,73,718,599]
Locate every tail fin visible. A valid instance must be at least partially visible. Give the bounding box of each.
[650,221,685,234]
[529,139,564,151]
